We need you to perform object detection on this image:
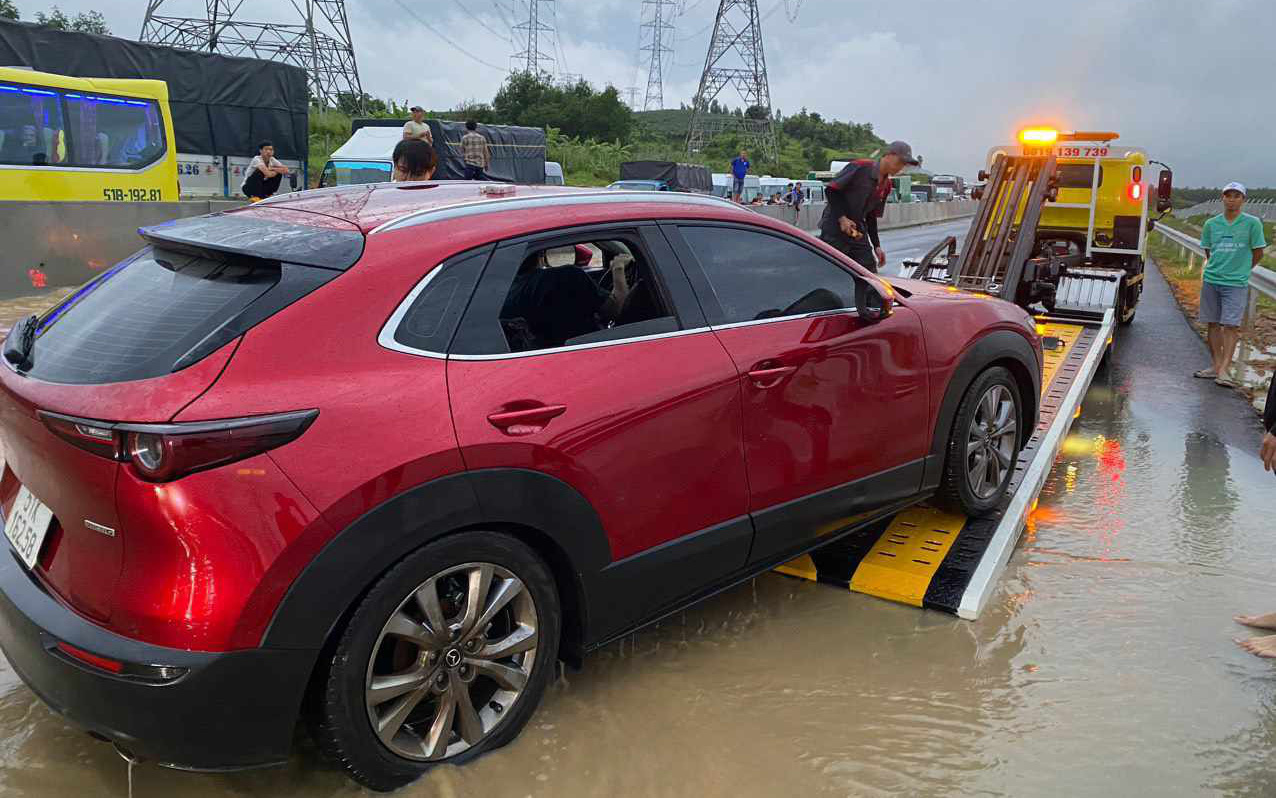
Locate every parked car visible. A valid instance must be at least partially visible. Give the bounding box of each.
[606,179,668,191]
[0,183,1041,791]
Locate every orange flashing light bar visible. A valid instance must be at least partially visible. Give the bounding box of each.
[1018,128,1121,144]
[1019,128,1058,145]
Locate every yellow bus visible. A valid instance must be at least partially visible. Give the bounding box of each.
[0,66,177,202]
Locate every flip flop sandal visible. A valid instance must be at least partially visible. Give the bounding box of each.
[1215,376,1240,388]
[1193,368,1218,378]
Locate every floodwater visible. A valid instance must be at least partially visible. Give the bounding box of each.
[1,262,1275,797]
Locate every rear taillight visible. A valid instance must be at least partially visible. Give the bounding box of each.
[39,410,317,482]
[1128,166,1143,201]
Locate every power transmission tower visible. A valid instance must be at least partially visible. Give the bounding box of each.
[622,86,641,108]
[685,0,777,163]
[140,0,363,109]
[639,0,676,111]
[511,0,557,76]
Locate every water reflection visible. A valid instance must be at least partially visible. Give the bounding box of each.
[1176,431,1240,565]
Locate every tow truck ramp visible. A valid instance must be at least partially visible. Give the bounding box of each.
[776,310,1115,619]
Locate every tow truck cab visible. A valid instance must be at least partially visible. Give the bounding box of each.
[961,128,1174,323]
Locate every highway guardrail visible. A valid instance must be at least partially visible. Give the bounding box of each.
[1153,221,1276,317]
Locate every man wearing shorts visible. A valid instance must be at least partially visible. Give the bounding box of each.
[1194,182,1266,388]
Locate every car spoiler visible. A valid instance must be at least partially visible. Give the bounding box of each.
[138,212,365,271]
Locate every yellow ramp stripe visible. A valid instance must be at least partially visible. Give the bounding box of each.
[849,506,967,606]
[1038,322,1083,393]
[774,553,818,582]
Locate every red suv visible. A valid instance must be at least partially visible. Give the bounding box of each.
[0,184,1039,790]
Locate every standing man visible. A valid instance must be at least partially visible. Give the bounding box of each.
[402,107,433,145]
[730,149,750,202]
[241,140,289,202]
[460,120,491,180]
[1230,373,1276,657]
[1193,182,1267,388]
[1266,374,1276,473]
[818,141,919,272]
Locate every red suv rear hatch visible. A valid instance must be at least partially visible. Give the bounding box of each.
[0,209,363,624]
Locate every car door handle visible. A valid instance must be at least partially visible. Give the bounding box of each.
[486,405,567,436]
[746,365,797,388]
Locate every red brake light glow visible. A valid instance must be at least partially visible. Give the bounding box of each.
[55,641,123,674]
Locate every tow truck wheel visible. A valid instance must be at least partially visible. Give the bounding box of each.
[934,367,1022,517]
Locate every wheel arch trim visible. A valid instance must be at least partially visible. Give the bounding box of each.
[259,469,612,662]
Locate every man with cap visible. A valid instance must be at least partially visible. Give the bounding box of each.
[402,107,433,146]
[818,141,919,272]
[1193,182,1267,388]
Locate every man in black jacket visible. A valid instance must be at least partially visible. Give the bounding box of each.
[1232,374,1276,657]
[818,140,919,272]
[1265,376,1276,473]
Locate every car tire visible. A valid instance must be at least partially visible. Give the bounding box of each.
[313,531,561,792]
[934,366,1023,517]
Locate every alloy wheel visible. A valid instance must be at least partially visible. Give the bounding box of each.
[965,384,1018,500]
[364,562,539,761]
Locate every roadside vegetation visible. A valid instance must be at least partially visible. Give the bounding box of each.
[313,74,886,188]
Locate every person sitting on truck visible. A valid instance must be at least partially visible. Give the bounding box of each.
[818,140,919,272]
[241,140,290,202]
[402,106,433,145]
[391,139,437,182]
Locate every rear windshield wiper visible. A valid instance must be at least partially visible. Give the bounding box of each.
[2,314,38,370]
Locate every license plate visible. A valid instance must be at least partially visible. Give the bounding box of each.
[1023,145,1110,158]
[5,485,52,570]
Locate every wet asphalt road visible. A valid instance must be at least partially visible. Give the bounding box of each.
[1,228,1275,796]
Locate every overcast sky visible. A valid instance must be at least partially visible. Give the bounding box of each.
[20,0,1274,186]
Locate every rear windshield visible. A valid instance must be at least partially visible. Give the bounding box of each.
[1057,163,1103,189]
[26,247,280,385]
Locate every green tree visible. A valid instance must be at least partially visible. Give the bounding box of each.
[34,6,110,34]
[0,0,19,20]
[493,72,633,143]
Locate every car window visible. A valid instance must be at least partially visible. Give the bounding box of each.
[390,248,490,354]
[677,226,860,326]
[451,234,679,357]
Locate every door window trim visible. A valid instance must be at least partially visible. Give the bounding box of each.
[662,220,866,329]
[448,223,706,359]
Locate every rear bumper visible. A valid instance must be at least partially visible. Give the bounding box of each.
[0,551,316,770]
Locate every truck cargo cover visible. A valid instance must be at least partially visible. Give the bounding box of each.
[0,19,308,160]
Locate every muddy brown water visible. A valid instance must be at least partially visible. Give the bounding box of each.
[1,258,1275,796]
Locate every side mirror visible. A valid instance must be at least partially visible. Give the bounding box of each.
[1156,168,1173,213]
[856,279,894,323]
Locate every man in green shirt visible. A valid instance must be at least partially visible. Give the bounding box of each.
[1194,182,1267,388]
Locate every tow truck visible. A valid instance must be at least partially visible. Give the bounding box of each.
[775,128,1174,619]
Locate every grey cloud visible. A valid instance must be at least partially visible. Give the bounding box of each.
[36,0,1276,184]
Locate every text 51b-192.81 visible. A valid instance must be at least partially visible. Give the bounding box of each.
[102,188,162,202]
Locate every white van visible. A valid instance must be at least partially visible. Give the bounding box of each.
[545,161,564,185]
[317,126,397,187]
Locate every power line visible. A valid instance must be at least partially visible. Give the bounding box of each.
[490,0,513,28]
[454,0,512,43]
[389,0,510,73]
